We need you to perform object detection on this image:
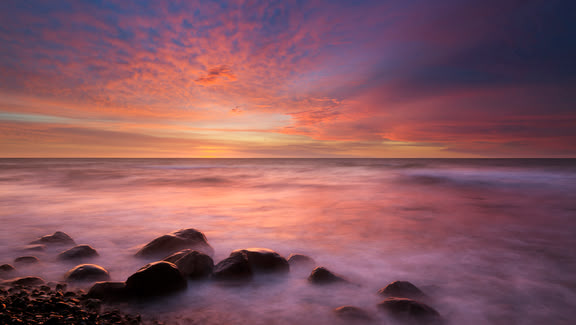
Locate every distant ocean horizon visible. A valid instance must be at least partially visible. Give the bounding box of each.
[1,158,575,324]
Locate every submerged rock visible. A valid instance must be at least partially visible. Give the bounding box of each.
[378,281,426,299]
[87,281,130,301]
[30,231,75,246]
[0,264,16,278]
[231,248,289,273]
[308,267,347,284]
[163,249,213,279]
[333,306,373,321]
[212,253,253,282]
[2,276,45,287]
[64,264,110,283]
[135,228,213,258]
[14,256,39,265]
[22,244,46,252]
[287,253,315,268]
[377,297,442,324]
[58,245,99,260]
[125,261,187,297]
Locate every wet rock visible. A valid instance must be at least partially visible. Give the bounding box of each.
[334,306,373,321]
[87,281,130,301]
[22,244,46,252]
[308,267,347,284]
[2,276,45,286]
[378,281,426,299]
[287,253,315,268]
[14,256,39,264]
[30,231,75,246]
[64,264,110,283]
[163,249,213,279]
[0,264,15,279]
[377,297,442,324]
[135,228,213,258]
[58,245,99,260]
[231,248,289,273]
[126,261,187,297]
[212,253,253,282]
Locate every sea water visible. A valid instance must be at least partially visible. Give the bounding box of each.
[1,158,575,324]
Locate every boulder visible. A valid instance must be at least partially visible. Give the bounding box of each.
[14,256,39,264]
[64,264,110,283]
[87,281,130,301]
[30,231,75,246]
[22,244,46,252]
[333,306,373,321]
[0,263,16,278]
[163,249,213,279]
[58,245,99,260]
[135,228,213,258]
[287,253,315,268]
[2,276,45,287]
[212,253,253,282]
[308,267,347,284]
[230,248,289,273]
[125,261,187,297]
[378,281,426,299]
[377,297,442,324]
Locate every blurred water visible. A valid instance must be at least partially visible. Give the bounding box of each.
[0,158,575,324]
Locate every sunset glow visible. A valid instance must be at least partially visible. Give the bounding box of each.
[1,1,575,157]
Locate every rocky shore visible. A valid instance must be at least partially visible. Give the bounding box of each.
[1,229,445,324]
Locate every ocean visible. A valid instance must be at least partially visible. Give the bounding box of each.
[1,158,575,324]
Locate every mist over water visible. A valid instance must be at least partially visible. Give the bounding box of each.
[1,158,575,324]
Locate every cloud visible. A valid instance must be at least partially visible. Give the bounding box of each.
[195,65,237,85]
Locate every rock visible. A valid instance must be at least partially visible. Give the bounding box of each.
[334,306,373,321]
[231,248,289,273]
[378,281,426,299]
[87,281,130,301]
[163,249,213,279]
[212,253,253,282]
[2,276,45,286]
[14,256,39,264]
[22,244,46,252]
[58,245,99,260]
[377,297,442,324]
[30,231,75,246]
[287,253,315,268]
[135,228,213,258]
[308,267,347,284]
[125,261,187,297]
[64,264,110,283]
[0,264,15,279]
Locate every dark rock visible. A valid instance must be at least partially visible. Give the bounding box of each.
[378,281,426,299]
[2,276,45,286]
[287,253,315,268]
[14,256,39,264]
[30,231,75,246]
[231,248,289,273]
[212,253,253,282]
[377,297,442,324]
[334,306,373,321]
[163,249,213,279]
[135,228,213,258]
[58,245,99,260]
[308,267,347,284]
[0,264,15,279]
[22,244,46,252]
[64,264,110,283]
[87,281,130,301]
[125,261,187,297]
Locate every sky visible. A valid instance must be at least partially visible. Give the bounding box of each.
[1,0,575,158]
